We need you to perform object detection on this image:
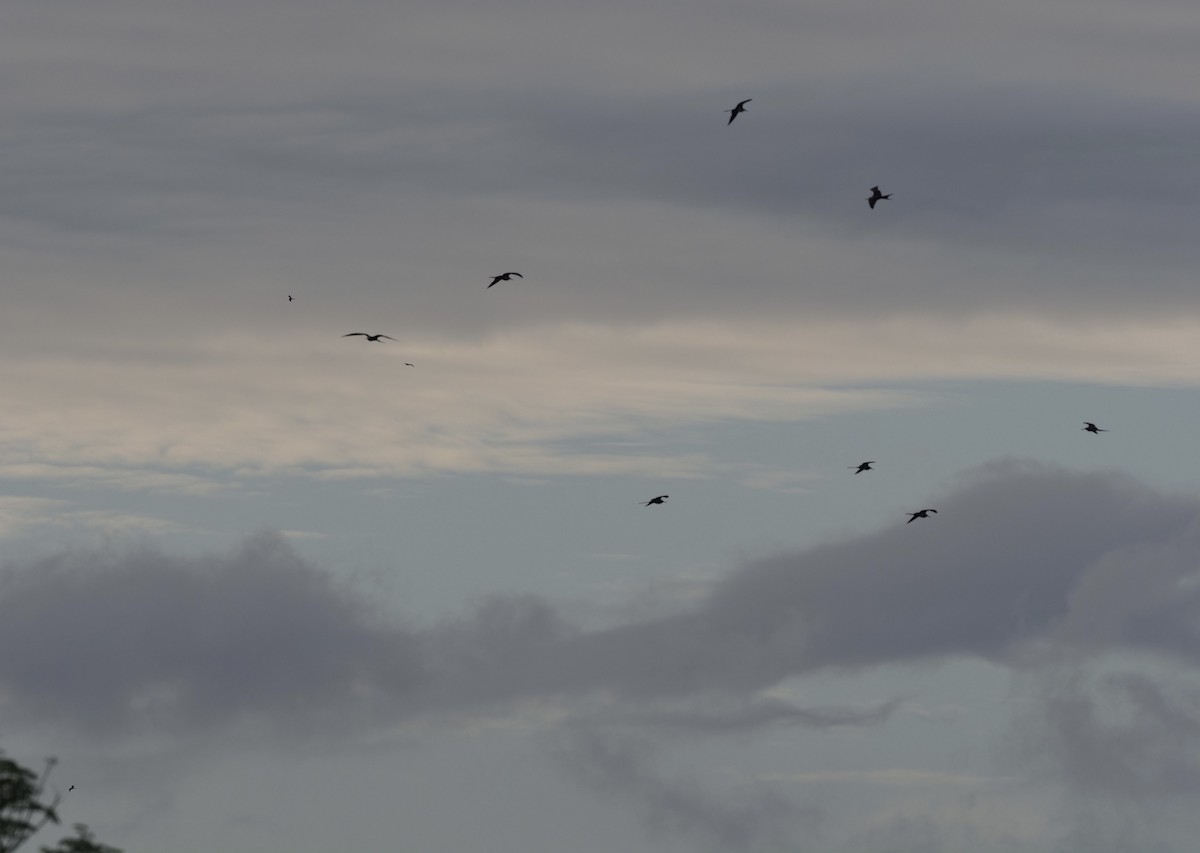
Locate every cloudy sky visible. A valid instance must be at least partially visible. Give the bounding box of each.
[3,0,1200,850]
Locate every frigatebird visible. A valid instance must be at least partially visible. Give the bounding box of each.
[726,99,752,125]
[1083,422,1107,434]
[850,461,875,474]
[343,333,396,342]
[906,509,937,523]
[487,272,523,288]
[867,186,892,209]
[643,495,669,506]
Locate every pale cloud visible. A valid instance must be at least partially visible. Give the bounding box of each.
[6,314,1200,492]
[0,495,190,540]
[0,463,227,495]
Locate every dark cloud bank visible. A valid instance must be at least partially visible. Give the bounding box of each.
[5,458,1200,849]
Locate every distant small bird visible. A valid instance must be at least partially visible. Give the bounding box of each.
[643,495,669,506]
[850,461,875,474]
[906,508,937,523]
[343,333,396,342]
[405,363,414,367]
[487,272,523,288]
[867,186,892,209]
[1082,422,1107,434]
[288,294,294,302]
[68,785,75,791]
[726,99,752,125]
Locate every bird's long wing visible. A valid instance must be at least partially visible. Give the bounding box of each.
[343,333,368,337]
[379,335,397,341]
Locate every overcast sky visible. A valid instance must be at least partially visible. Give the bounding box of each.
[4,0,1200,851]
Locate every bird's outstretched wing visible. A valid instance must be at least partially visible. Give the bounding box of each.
[868,197,877,208]
[378,335,397,341]
[343,333,368,337]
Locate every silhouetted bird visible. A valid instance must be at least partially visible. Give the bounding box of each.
[850,461,875,474]
[288,294,294,302]
[906,508,937,523]
[343,333,396,342]
[1082,422,1107,434]
[726,99,752,125]
[867,186,892,209]
[405,363,414,367]
[487,272,523,288]
[68,786,75,791]
[643,495,669,506]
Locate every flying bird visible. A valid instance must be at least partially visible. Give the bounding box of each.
[850,461,875,474]
[906,508,937,523]
[1082,422,1107,434]
[642,495,669,506]
[487,272,523,288]
[68,786,75,791]
[343,333,396,342]
[726,99,752,125]
[287,294,293,302]
[867,186,892,209]
[405,363,414,367]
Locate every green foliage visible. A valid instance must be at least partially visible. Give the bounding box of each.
[0,751,121,853]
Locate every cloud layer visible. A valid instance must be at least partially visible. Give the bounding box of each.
[7,460,1200,848]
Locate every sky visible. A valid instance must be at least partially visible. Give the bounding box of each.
[3,0,1200,850]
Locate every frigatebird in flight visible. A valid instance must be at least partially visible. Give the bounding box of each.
[343,333,396,342]
[906,509,937,523]
[726,99,752,125]
[850,461,875,474]
[1082,422,1107,434]
[488,272,523,288]
[867,186,892,209]
[642,495,669,506]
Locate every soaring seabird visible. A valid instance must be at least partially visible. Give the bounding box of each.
[726,99,752,125]
[867,186,892,209]
[642,495,669,506]
[850,461,875,474]
[1082,422,1107,434]
[906,508,937,523]
[487,272,523,288]
[343,333,396,342]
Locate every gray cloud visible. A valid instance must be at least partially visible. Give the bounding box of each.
[5,460,1200,737]
[550,723,812,853]
[0,0,1196,347]
[595,696,902,734]
[1015,667,1200,800]
[7,460,1200,850]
